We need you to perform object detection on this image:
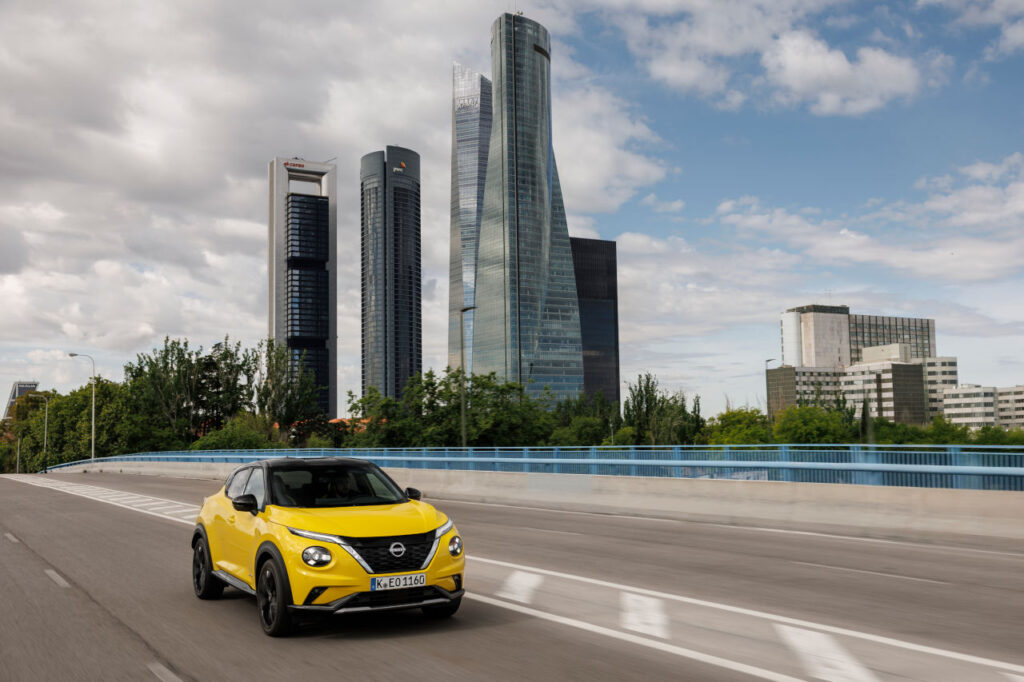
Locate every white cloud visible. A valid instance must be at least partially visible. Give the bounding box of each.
[918,0,1024,58]
[640,193,685,213]
[761,31,921,115]
[615,1,942,116]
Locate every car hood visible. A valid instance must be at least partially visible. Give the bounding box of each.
[268,500,448,538]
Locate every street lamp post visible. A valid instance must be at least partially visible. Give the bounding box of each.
[459,305,476,448]
[69,352,96,461]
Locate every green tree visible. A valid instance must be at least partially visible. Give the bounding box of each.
[705,407,771,444]
[623,373,660,444]
[772,405,857,444]
[549,416,606,446]
[253,338,321,442]
[190,414,279,450]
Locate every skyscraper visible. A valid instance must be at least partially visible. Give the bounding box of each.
[570,237,620,405]
[448,63,493,374]
[3,380,38,422]
[268,158,337,416]
[361,146,422,399]
[472,12,584,401]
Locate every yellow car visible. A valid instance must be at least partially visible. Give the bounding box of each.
[191,457,465,636]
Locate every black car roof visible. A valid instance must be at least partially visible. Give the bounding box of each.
[262,456,374,470]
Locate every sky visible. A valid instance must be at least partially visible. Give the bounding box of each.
[1,0,1023,417]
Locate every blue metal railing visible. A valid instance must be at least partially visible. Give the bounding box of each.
[44,444,1024,491]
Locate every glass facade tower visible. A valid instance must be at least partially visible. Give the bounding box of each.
[361,146,422,400]
[472,12,584,401]
[448,63,493,374]
[570,237,620,405]
[269,158,337,416]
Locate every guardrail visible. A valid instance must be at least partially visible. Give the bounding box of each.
[45,444,1024,491]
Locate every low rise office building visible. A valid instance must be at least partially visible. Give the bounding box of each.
[944,384,1024,430]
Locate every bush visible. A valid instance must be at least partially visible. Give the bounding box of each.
[190,415,279,451]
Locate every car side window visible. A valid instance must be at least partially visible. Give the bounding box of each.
[243,468,266,509]
[226,468,251,499]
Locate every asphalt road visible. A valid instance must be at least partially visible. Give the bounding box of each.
[1,471,1022,681]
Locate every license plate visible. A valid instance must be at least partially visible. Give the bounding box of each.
[371,573,426,591]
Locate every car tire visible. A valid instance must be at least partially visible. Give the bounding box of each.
[423,596,462,619]
[192,537,224,600]
[257,558,294,637]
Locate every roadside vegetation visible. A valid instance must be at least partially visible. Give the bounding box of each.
[2,338,1022,473]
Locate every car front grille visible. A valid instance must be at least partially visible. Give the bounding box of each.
[345,530,436,574]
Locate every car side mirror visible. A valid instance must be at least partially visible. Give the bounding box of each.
[232,493,258,513]
[405,487,422,501]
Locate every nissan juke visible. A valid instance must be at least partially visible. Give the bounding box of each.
[191,457,465,636]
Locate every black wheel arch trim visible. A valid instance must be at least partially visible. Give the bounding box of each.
[192,523,209,549]
[255,541,294,606]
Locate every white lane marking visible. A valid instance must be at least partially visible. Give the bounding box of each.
[146,505,192,513]
[791,561,951,585]
[468,556,1024,675]
[6,478,193,527]
[469,593,803,682]
[776,625,880,682]
[45,569,70,588]
[441,497,1024,559]
[4,532,20,543]
[147,662,183,682]
[495,570,544,604]
[620,592,669,639]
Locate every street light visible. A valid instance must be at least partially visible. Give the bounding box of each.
[28,393,49,473]
[459,305,476,448]
[69,352,96,461]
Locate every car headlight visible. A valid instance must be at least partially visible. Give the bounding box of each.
[448,535,463,557]
[435,518,453,537]
[302,546,332,567]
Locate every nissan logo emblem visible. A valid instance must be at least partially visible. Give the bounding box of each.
[389,542,406,558]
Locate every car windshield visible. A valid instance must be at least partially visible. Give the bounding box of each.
[268,465,405,508]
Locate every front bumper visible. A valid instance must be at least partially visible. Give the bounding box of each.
[288,584,464,615]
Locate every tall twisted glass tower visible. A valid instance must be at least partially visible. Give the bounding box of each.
[448,64,492,374]
[471,12,584,401]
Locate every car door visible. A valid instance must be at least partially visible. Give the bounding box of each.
[223,466,268,586]
[211,467,252,579]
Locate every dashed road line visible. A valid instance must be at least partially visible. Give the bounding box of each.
[4,532,19,543]
[495,570,544,604]
[147,662,183,682]
[620,592,669,639]
[468,555,1024,675]
[468,593,805,682]
[791,560,951,585]
[776,624,880,682]
[45,569,71,588]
